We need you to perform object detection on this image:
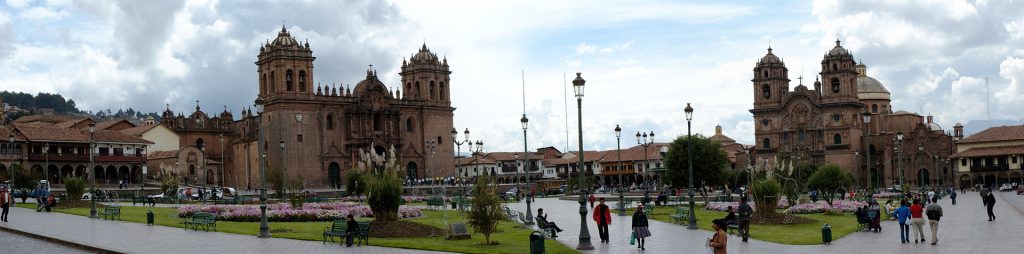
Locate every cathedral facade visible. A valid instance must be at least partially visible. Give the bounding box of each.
[750,40,955,188]
[226,27,455,189]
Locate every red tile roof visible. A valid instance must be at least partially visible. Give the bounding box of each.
[12,115,73,124]
[148,150,178,160]
[15,126,153,144]
[958,125,1024,144]
[53,118,93,129]
[95,119,136,131]
[120,124,160,137]
[950,145,1024,158]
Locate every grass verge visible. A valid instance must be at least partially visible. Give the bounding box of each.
[647,204,858,245]
[17,203,576,254]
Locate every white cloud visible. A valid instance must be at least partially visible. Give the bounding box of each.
[17,6,69,20]
[6,0,31,9]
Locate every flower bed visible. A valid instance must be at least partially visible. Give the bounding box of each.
[704,197,792,212]
[783,200,868,214]
[178,202,423,222]
[338,195,437,203]
[871,192,902,199]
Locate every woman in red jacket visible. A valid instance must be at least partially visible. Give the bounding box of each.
[592,198,612,243]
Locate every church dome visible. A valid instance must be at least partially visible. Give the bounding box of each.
[352,68,392,99]
[828,40,850,56]
[271,26,299,47]
[856,64,890,100]
[759,47,782,64]
[411,43,438,63]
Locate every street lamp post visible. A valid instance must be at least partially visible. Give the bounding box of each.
[44,143,49,188]
[520,115,535,225]
[452,128,470,210]
[636,131,655,192]
[7,134,14,187]
[220,134,225,187]
[572,72,594,250]
[918,143,924,189]
[685,103,698,230]
[88,124,97,218]
[278,140,285,202]
[199,142,207,205]
[894,133,904,190]
[614,125,625,216]
[254,98,271,238]
[861,110,872,194]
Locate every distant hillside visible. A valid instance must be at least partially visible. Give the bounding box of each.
[1,91,83,114]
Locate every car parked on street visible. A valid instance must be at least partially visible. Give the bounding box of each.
[1017,185,1024,195]
[999,183,1014,192]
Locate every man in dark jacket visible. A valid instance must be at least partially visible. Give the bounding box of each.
[345,214,359,247]
[983,191,996,221]
[925,197,942,245]
[737,197,753,242]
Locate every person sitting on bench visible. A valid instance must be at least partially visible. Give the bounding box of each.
[536,208,564,236]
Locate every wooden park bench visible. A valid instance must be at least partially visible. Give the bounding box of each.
[305,196,325,203]
[99,205,122,221]
[181,212,218,232]
[669,206,689,224]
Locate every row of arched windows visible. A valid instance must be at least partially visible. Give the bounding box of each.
[404,80,447,100]
[261,69,307,94]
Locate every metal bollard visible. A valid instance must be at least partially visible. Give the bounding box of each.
[147,209,155,226]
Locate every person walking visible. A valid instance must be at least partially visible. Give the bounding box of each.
[631,205,651,251]
[894,199,911,243]
[925,197,943,245]
[593,198,612,243]
[588,193,596,208]
[0,185,11,222]
[737,196,753,242]
[909,199,926,244]
[949,188,957,205]
[709,219,728,254]
[983,191,996,221]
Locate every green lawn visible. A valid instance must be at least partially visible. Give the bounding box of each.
[647,205,858,245]
[18,203,575,254]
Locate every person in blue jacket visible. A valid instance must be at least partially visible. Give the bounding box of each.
[32,184,50,212]
[893,199,911,244]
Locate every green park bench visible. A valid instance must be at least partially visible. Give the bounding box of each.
[305,196,326,203]
[355,222,371,246]
[426,198,444,210]
[534,217,556,238]
[181,212,218,232]
[322,219,350,244]
[131,197,150,206]
[99,205,122,221]
[643,205,654,215]
[669,206,689,224]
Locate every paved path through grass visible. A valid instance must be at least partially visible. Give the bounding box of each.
[0,206,448,254]
[509,191,1024,254]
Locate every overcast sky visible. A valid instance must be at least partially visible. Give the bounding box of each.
[2,0,1023,153]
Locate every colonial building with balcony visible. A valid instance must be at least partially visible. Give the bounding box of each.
[1,124,152,187]
[951,124,1024,187]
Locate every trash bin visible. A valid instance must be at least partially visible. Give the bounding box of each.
[530,231,545,254]
[147,209,155,226]
[821,223,832,244]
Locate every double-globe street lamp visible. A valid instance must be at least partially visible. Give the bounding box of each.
[685,103,698,230]
[614,125,626,216]
[572,72,594,250]
[254,98,271,238]
[636,131,655,192]
[451,128,471,210]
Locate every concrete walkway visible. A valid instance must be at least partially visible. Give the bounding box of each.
[508,190,1024,253]
[0,206,449,254]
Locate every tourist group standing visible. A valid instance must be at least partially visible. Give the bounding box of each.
[892,197,943,245]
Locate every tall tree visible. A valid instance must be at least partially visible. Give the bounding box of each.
[806,164,854,206]
[663,135,730,188]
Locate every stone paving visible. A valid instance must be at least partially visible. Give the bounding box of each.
[0,230,92,254]
[508,191,1024,254]
[0,206,448,254]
